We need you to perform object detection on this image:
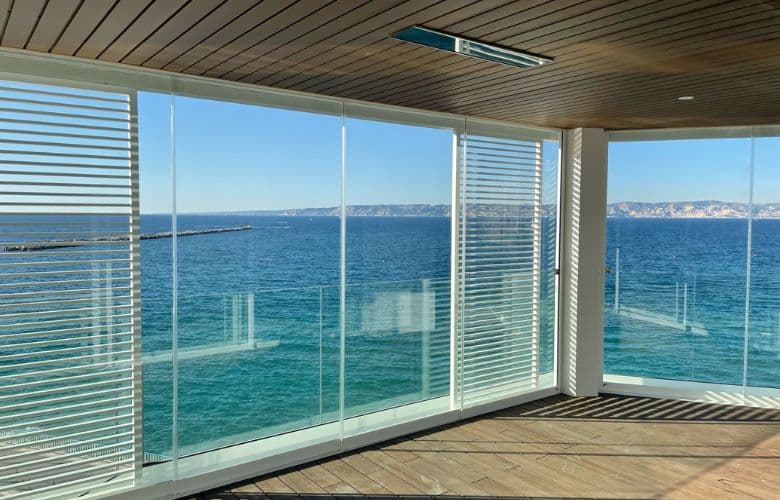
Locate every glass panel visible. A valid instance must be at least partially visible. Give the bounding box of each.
[458,128,557,406]
[172,96,341,455]
[538,138,560,381]
[344,118,453,422]
[605,138,751,385]
[138,91,174,463]
[748,135,780,389]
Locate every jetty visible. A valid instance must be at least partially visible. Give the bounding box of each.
[3,225,251,252]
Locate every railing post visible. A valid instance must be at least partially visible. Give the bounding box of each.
[421,278,431,399]
[676,281,679,322]
[247,292,254,348]
[232,294,240,344]
[614,247,620,312]
[683,282,688,331]
[319,286,324,422]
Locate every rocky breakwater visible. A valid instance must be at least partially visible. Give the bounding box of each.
[3,225,252,252]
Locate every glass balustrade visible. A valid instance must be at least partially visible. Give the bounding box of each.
[604,134,780,393]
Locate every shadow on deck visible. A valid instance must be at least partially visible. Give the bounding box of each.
[189,394,780,499]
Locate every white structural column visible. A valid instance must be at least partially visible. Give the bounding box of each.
[559,128,608,396]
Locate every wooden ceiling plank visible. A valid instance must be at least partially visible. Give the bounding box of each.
[569,75,780,121]
[120,1,231,65]
[98,0,189,62]
[387,1,765,109]
[356,1,731,104]
[0,0,10,42]
[504,89,780,129]
[236,0,473,85]
[268,0,515,89]
[434,16,779,117]
[474,68,780,127]
[25,0,81,52]
[289,0,548,93]
[411,22,779,121]
[140,0,260,69]
[502,60,780,121]
[470,0,626,44]
[480,46,780,125]
[1,0,46,48]
[208,0,390,81]
[348,0,729,104]
[161,0,295,74]
[74,0,154,59]
[249,0,491,86]
[50,0,117,56]
[0,0,776,128]
[483,66,780,127]
[268,0,592,90]
[309,0,669,102]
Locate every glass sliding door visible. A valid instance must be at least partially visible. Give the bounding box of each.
[747,134,780,389]
[342,113,456,428]
[138,90,175,466]
[172,96,342,455]
[458,121,560,407]
[605,129,780,394]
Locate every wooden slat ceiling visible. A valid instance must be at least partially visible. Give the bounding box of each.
[0,0,777,129]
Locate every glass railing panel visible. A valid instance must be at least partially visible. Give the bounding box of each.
[604,137,753,387]
[171,95,341,455]
[343,117,454,425]
[344,278,451,418]
[605,219,749,384]
[174,285,339,455]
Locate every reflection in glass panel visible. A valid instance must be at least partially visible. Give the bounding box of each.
[604,138,751,385]
[173,97,341,455]
[344,118,453,419]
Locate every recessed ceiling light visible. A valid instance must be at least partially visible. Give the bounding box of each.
[677,96,695,101]
[391,26,551,69]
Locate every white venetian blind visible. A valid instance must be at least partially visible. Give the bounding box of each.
[458,126,543,406]
[0,79,139,499]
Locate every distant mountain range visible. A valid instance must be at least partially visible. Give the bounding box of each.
[608,201,780,219]
[209,204,452,217]
[198,201,780,219]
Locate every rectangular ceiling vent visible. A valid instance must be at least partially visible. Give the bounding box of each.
[392,26,551,69]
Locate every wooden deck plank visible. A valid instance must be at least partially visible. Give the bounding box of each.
[318,457,392,495]
[209,394,780,499]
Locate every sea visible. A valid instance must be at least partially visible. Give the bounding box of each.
[137,215,779,458]
[139,214,458,459]
[5,214,776,460]
[605,218,780,390]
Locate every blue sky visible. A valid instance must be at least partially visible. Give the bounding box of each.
[608,138,780,204]
[138,92,453,214]
[138,91,778,212]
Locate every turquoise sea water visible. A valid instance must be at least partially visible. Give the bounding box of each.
[605,218,780,389]
[139,213,558,459]
[135,216,778,458]
[140,214,455,458]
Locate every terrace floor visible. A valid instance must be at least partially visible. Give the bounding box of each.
[192,394,780,499]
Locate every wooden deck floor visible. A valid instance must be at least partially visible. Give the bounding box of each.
[193,394,780,499]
